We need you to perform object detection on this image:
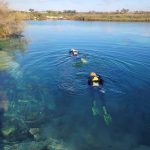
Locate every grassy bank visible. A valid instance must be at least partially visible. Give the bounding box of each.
[12,11,150,22]
[0,0,23,38]
[1,1,150,38]
[67,12,150,22]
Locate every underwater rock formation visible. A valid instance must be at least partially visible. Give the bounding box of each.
[29,128,39,135]
[1,96,46,142]
[1,126,15,137]
[3,137,69,150]
[5,97,46,126]
[29,128,40,140]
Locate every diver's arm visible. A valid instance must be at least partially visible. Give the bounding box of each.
[97,75,104,86]
[88,79,91,85]
[88,77,92,85]
[101,79,104,86]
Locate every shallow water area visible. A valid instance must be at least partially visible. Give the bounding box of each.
[0,21,150,150]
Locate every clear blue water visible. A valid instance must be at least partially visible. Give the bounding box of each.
[0,21,150,150]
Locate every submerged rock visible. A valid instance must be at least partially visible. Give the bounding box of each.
[2,126,16,137]
[2,115,29,142]
[29,128,40,140]
[29,128,40,135]
[6,97,46,126]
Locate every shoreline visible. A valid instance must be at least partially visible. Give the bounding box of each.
[12,11,150,23]
[24,18,150,23]
[1,11,150,39]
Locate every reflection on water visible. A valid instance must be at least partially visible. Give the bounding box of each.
[0,21,150,150]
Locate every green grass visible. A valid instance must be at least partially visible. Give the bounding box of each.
[1,8,150,39]
[16,11,150,22]
[0,2,23,38]
[65,12,150,22]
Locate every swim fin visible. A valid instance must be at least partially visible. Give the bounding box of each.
[91,101,100,116]
[81,58,88,64]
[102,106,112,126]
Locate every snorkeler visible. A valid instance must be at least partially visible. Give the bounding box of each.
[88,72,112,125]
[69,48,79,56]
[88,72,103,87]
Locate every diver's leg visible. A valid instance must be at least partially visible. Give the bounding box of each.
[97,90,105,106]
[90,87,102,116]
[97,88,112,125]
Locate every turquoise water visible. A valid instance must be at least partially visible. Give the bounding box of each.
[0,21,150,150]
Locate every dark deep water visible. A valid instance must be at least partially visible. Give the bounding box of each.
[0,21,150,150]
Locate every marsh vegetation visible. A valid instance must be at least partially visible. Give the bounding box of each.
[0,0,23,38]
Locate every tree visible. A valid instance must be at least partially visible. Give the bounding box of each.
[121,8,129,13]
[29,8,34,12]
[116,10,120,13]
[63,10,76,14]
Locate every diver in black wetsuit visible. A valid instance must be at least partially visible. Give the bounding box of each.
[88,72,103,87]
[88,72,112,125]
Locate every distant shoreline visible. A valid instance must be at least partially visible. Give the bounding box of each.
[1,9,150,39]
[13,11,150,22]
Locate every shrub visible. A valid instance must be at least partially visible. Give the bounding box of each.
[0,0,23,38]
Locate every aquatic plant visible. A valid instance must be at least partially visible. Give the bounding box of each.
[0,91,8,112]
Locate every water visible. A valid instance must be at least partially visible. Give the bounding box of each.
[0,21,150,150]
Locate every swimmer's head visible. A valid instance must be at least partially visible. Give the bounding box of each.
[90,72,96,77]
